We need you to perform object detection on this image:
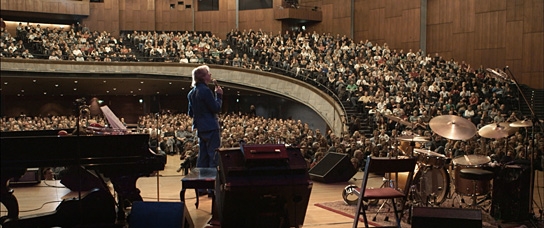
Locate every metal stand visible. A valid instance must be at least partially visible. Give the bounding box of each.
[490,67,542,222]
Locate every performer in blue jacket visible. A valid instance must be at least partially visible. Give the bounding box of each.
[188,65,223,172]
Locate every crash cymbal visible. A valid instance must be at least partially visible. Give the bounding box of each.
[429,115,477,140]
[478,122,518,139]
[397,135,430,142]
[510,120,533,128]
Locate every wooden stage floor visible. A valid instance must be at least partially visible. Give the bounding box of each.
[1,155,543,227]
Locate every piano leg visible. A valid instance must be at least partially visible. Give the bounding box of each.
[1,174,22,223]
[110,175,143,224]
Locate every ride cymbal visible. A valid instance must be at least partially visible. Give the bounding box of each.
[429,115,477,140]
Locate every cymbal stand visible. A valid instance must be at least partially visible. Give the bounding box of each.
[502,67,542,223]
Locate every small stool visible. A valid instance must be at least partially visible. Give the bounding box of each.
[459,168,493,208]
[180,167,217,209]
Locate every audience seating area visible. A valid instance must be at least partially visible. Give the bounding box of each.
[1,23,543,172]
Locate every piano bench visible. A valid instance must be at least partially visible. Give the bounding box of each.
[180,168,217,210]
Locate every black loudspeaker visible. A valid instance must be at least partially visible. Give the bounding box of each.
[491,164,531,221]
[411,207,482,228]
[308,152,357,183]
[129,201,194,228]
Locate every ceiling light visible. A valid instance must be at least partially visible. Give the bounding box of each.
[74,80,78,83]
[3,82,7,85]
[140,81,144,84]
[33,80,37,83]
[55,84,59,87]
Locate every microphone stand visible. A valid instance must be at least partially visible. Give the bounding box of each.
[503,67,541,223]
[155,113,160,202]
[74,98,89,225]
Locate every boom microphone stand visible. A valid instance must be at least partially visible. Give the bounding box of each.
[487,67,542,224]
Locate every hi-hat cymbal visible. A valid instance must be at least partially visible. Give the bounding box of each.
[510,120,533,128]
[429,115,477,140]
[397,135,430,142]
[478,122,518,139]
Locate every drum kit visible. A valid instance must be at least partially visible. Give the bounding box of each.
[343,114,536,216]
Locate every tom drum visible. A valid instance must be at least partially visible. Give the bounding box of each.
[453,155,492,196]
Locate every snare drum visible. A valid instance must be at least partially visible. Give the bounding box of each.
[414,149,447,168]
[452,155,491,196]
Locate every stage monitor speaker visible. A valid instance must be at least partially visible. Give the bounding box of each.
[308,152,356,183]
[411,207,482,228]
[129,201,193,228]
[9,168,40,185]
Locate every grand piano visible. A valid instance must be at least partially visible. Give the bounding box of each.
[0,132,166,227]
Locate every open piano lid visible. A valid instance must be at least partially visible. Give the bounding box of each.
[100,105,127,131]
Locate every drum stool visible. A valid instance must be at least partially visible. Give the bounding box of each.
[459,168,493,208]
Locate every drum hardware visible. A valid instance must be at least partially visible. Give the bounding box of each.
[429,115,477,140]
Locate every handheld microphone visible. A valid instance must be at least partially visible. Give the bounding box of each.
[212,79,218,87]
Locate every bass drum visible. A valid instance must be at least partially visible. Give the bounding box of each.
[411,165,450,205]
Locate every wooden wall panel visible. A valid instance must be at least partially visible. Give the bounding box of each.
[427,0,542,88]
[452,0,474,33]
[524,0,543,33]
[523,32,544,73]
[506,20,523,60]
[1,0,89,15]
[238,9,281,34]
